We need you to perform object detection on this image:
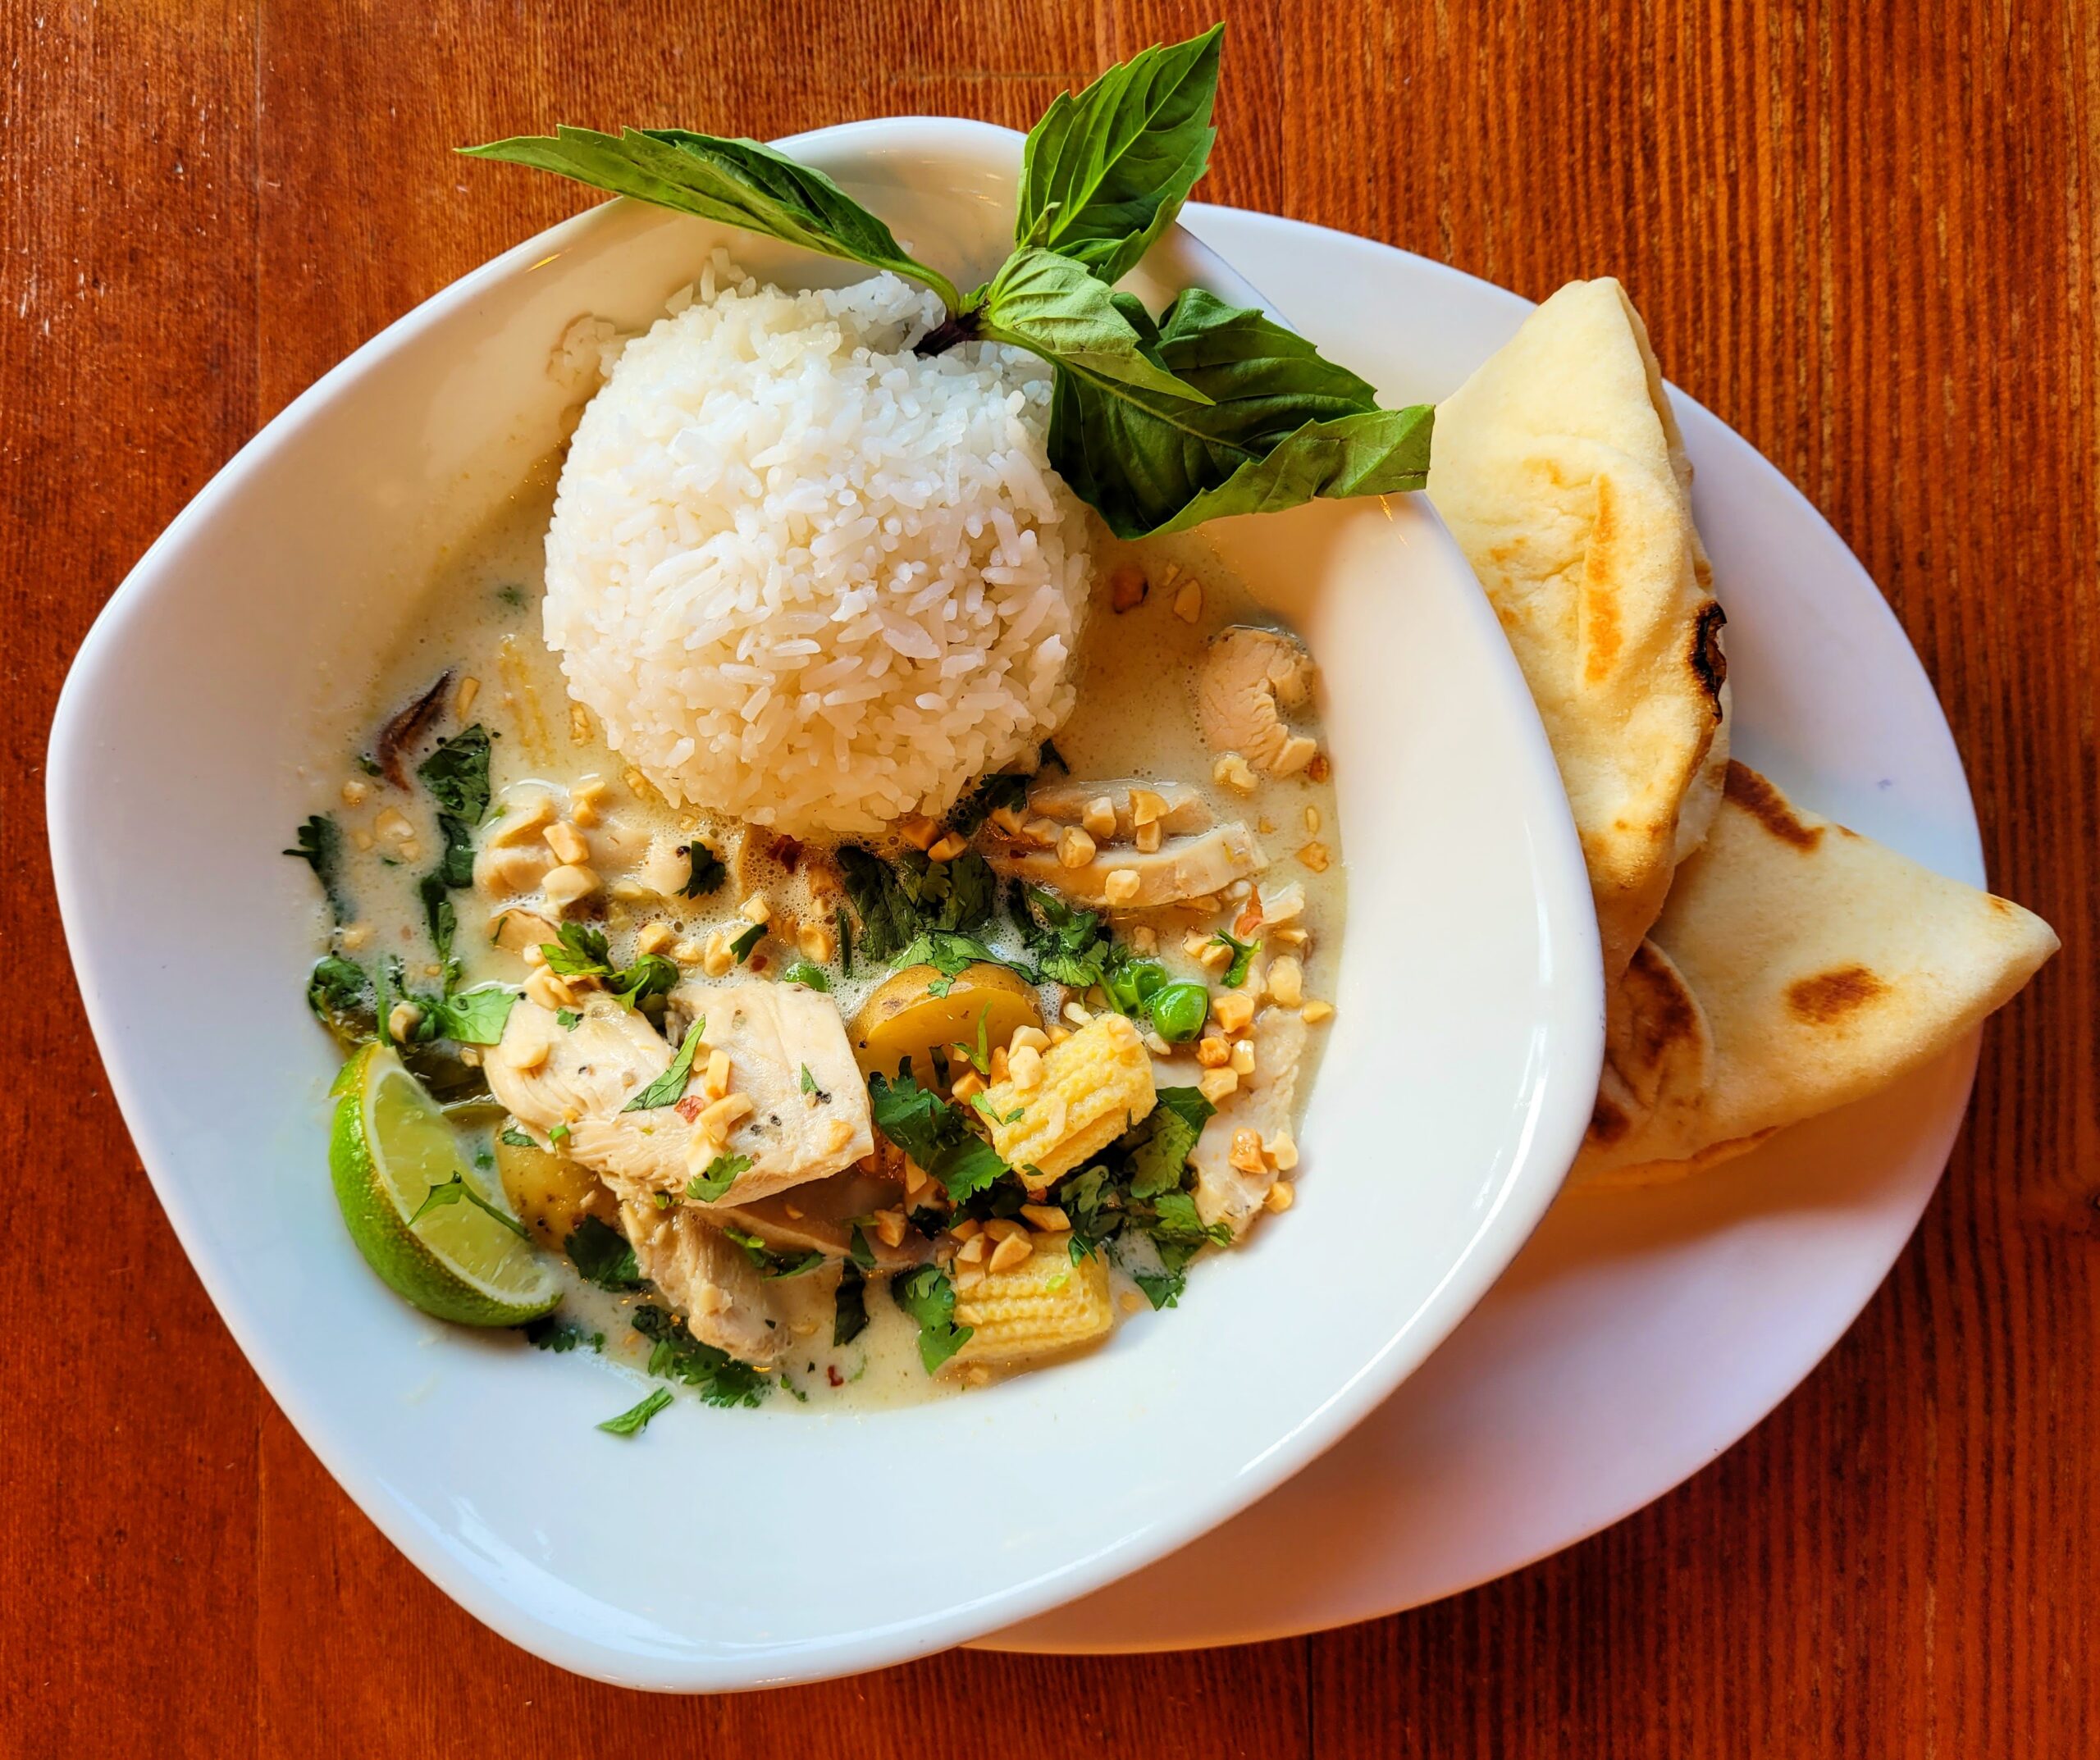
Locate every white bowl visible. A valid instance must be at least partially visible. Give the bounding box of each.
[48,117,1602,1689]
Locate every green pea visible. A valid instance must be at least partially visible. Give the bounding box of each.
[1106,958,1167,1014]
[1144,981,1208,1043]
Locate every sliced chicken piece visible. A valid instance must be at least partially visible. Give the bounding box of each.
[619,1200,784,1363]
[1196,625,1319,777]
[1024,778,1213,841]
[486,984,872,1209]
[988,821,1268,910]
[1189,1005,1309,1235]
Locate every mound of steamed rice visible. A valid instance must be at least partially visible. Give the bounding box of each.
[542,253,1092,836]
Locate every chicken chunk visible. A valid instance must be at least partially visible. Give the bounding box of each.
[1196,626,1318,777]
[1023,778,1212,841]
[619,1200,784,1363]
[1189,1005,1308,1234]
[988,821,1268,909]
[485,983,871,1209]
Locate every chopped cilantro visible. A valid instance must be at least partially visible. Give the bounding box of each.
[354,752,383,777]
[597,1388,673,1436]
[407,1174,531,1240]
[891,928,1039,989]
[680,841,727,897]
[306,954,370,1032]
[566,1215,643,1291]
[778,961,830,991]
[720,1224,824,1279]
[417,871,458,964]
[495,582,527,609]
[867,1067,1010,1201]
[541,921,613,976]
[523,1315,603,1353]
[728,921,765,964]
[892,1264,973,1373]
[778,1372,810,1403]
[630,1304,769,1407]
[414,984,518,1046]
[846,1223,877,1270]
[1009,882,1117,987]
[1039,739,1067,772]
[284,814,352,922]
[622,1017,705,1112]
[686,1151,751,1202]
[944,769,1030,838]
[555,1007,579,1029]
[610,953,678,1008]
[970,1092,1026,1127]
[1128,1087,1216,1198]
[547,1122,570,1144]
[500,1124,535,1148]
[833,1260,870,1346]
[839,845,999,965]
[414,727,492,951]
[1210,928,1262,988]
[800,1063,819,1095]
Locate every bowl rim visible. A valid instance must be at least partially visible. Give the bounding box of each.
[47,115,1605,1689]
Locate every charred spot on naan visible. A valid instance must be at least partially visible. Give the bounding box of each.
[1723,760,1822,851]
[1786,964,1888,1024]
[1579,475,1625,683]
[1691,602,1728,721]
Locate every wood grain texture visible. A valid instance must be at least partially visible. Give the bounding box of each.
[5,0,2092,1751]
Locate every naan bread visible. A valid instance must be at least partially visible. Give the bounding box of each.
[1428,279,1730,985]
[1577,763,2059,1184]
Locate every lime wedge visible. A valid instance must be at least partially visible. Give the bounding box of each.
[329,1043,559,1326]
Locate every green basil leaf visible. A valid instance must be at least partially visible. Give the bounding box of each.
[975,248,1207,404]
[1048,287,1436,537]
[1016,25,1224,286]
[461,125,961,311]
[422,984,518,1046]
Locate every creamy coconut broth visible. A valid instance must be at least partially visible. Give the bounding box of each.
[299,464,1345,1414]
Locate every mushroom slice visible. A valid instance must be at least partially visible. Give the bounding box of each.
[619,1201,784,1363]
[988,822,1268,909]
[1024,778,1213,840]
[1188,1005,1310,1235]
[1196,625,1319,776]
[714,1170,924,1271]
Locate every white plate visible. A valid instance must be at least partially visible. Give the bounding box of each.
[46,125,1603,1689]
[986,205,1985,1653]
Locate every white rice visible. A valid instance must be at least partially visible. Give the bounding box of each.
[542,252,1092,835]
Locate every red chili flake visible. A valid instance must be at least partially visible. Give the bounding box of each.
[826,1365,844,1388]
[674,1094,705,1124]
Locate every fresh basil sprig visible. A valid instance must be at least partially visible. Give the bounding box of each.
[1049,288,1436,538]
[460,125,962,311]
[461,27,1434,536]
[1014,24,1223,285]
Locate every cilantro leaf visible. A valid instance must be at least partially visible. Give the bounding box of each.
[622,1018,705,1112]
[892,1264,973,1373]
[833,1260,870,1346]
[541,921,613,975]
[500,1124,536,1148]
[630,1303,770,1407]
[944,769,1030,838]
[408,1173,532,1240]
[778,960,830,991]
[720,1224,824,1279]
[523,1315,603,1353]
[565,1215,643,1291]
[1129,1086,1216,1198]
[611,953,678,1007]
[418,984,518,1046]
[867,1068,1011,1201]
[846,1223,877,1270]
[285,814,352,922]
[800,1063,819,1095]
[597,1388,673,1436]
[686,1151,752,1202]
[1210,928,1262,988]
[728,921,765,963]
[681,841,727,897]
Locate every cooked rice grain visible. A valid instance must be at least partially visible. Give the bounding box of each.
[542,254,1091,835]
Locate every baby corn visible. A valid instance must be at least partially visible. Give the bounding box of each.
[981,1014,1156,1185]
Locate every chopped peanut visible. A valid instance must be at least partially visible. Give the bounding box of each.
[396,839,422,864]
[701,932,734,978]
[989,805,1027,837]
[1102,868,1141,906]
[1172,578,1203,622]
[955,1232,988,1265]
[523,966,575,1010]
[1267,1129,1299,1172]
[673,938,703,965]
[338,924,371,951]
[1301,999,1335,1024]
[949,1219,983,1242]
[1274,735,1318,776]
[1267,955,1304,1006]
[340,777,369,807]
[988,1045,1011,1083]
[568,703,593,745]
[1057,826,1098,869]
[1229,1128,1267,1174]
[1109,562,1148,612]
[1196,1036,1232,1069]
[1230,1039,1257,1076]
[635,921,675,955]
[1298,841,1331,873]
[374,807,413,842]
[1082,796,1117,840]
[1007,1043,1046,1092]
[927,831,969,863]
[702,1048,733,1101]
[1008,1025,1050,1055]
[797,920,836,964]
[1129,787,1167,827]
[1021,817,1061,848]
[897,814,938,851]
[1121,1290,1147,1315]
[1020,1204,1071,1233]
[951,1069,985,1102]
[1134,819,1162,853]
[387,1001,422,1042]
[1197,939,1232,971]
[739,892,772,924]
[495,909,558,955]
[988,1233,1032,1274]
[1212,991,1255,1034]
[1306,752,1332,783]
[1129,925,1157,955]
[696,1093,753,1142]
[1303,805,1322,834]
[544,820,590,865]
[1061,1001,1093,1027]
[487,792,555,849]
[1213,751,1258,795]
[542,863,600,907]
[1198,1067,1240,1104]
[1264,1179,1297,1213]
[872,1210,908,1250]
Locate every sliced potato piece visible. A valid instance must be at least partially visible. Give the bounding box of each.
[494,1135,612,1248]
[850,961,1042,1082]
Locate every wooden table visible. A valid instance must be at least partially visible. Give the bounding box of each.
[7,1,2091,1749]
